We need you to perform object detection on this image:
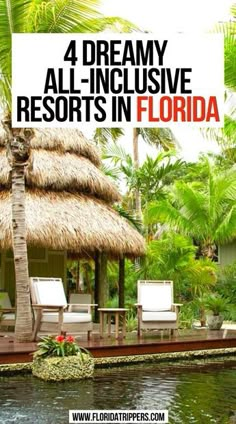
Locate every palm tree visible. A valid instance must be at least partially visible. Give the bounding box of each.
[203,5,236,154]
[103,140,185,243]
[2,119,35,341]
[95,126,178,218]
[132,128,178,217]
[0,0,102,342]
[146,158,236,260]
[95,126,178,220]
[224,4,236,92]
[222,10,236,152]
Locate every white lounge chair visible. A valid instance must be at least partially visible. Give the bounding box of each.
[0,292,15,329]
[30,277,96,341]
[136,280,182,337]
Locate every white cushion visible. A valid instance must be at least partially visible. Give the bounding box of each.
[41,312,92,323]
[142,311,177,322]
[33,280,67,307]
[139,284,172,311]
[1,313,15,321]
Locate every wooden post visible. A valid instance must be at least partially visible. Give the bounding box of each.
[100,252,108,306]
[118,257,125,308]
[75,260,80,292]
[94,252,100,322]
[94,252,108,322]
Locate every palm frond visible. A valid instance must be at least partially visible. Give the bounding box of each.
[214,170,236,206]
[86,16,139,33]
[114,205,143,233]
[32,0,101,33]
[146,234,197,282]
[224,26,236,91]
[145,199,193,235]
[0,0,33,111]
[187,257,217,297]
[215,205,236,243]
[94,128,125,146]
[100,162,121,181]
[0,0,103,111]
[103,140,132,166]
[174,182,208,230]
[139,128,179,151]
[132,153,185,203]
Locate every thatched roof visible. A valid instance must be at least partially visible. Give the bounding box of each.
[0,148,119,203]
[0,190,144,257]
[0,127,145,258]
[0,128,101,166]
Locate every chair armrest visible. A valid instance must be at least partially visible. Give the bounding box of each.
[172,303,183,314]
[31,304,65,340]
[0,308,16,312]
[68,303,98,307]
[67,303,98,313]
[32,304,65,310]
[135,303,142,308]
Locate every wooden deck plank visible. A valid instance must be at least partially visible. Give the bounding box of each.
[0,330,236,365]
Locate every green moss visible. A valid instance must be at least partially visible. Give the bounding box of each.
[32,354,94,381]
[0,362,32,375]
[94,348,236,367]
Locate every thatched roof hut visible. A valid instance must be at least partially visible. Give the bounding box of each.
[0,128,145,259]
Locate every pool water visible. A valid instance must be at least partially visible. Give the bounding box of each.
[0,360,236,424]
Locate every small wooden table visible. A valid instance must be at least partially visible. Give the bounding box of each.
[98,308,128,339]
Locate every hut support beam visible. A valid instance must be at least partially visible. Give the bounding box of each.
[94,252,100,322]
[75,261,80,292]
[94,252,107,322]
[118,258,125,308]
[100,252,108,308]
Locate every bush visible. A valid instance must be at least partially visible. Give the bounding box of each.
[178,303,196,329]
[203,294,229,316]
[33,335,89,359]
[32,335,94,381]
[215,263,236,321]
[126,310,138,332]
[216,262,236,304]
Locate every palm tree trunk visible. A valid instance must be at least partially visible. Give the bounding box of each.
[132,128,142,218]
[12,164,32,341]
[201,243,217,260]
[4,120,33,342]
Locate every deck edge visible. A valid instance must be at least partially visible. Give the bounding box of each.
[0,347,236,375]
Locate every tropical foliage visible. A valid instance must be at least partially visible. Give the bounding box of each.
[33,335,89,358]
[145,159,236,259]
[71,138,236,325]
[203,293,229,316]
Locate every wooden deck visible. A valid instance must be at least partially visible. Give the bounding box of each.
[0,328,236,365]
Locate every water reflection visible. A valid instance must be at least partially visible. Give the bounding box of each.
[0,360,235,424]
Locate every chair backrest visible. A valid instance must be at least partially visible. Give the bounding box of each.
[0,292,12,309]
[69,293,91,304]
[137,280,173,312]
[30,277,67,307]
[69,293,92,312]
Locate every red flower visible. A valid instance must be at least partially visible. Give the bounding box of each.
[66,335,75,343]
[55,335,65,342]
